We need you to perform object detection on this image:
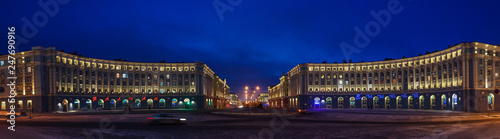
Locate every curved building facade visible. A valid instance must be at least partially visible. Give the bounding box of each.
[0,47,230,112]
[269,42,499,112]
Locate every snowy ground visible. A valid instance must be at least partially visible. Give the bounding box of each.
[1,109,499,138]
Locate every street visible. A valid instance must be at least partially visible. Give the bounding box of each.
[1,109,500,138]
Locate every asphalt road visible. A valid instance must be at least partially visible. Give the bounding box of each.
[1,111,499,139]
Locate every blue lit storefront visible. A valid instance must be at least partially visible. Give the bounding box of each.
[303,92,464,111]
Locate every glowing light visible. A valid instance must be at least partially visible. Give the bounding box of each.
[92,97,97,101]
[412,93,419,98]
[355,94,361,100]
[365,94,373,98]
[377,94,384,98]
[401,94,408,98]
[389,94,396,98]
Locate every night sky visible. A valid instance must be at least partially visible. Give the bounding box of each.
[2,0,500,99]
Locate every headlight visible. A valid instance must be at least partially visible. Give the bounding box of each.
[180,118,186,121]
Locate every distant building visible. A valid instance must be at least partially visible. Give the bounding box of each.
[257,93,269,106]
[229,93,241,107]
[0,47,230,112]
[269,42,499,112]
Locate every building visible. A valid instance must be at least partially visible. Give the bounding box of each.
[0,47,230,112]
[269,42,499,112]
[257,93,269,106]
[229,93,241,107]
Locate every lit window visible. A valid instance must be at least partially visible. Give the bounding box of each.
[27,100,32,108]
[27,67,31,72]
[18,100,23,110]
[0,61,3,66]
[122,73,127,78]
[1,101,5,110]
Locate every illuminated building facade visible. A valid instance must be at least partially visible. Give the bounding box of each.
[269,42,499,112]
[0,47,230,112]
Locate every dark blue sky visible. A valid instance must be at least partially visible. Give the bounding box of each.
[2,0,500,99]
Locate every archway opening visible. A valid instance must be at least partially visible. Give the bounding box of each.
[74,99,80,110]
[110,99,116,109]
[349,97,355,108]
[135,99,141,108]
[62,99,68,112]
[488,93,494,110]
[86,99,92,110]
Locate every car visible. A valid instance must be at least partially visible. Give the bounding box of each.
[297,108,307,114]
[147,113,186,125]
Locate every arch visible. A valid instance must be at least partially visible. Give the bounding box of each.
[408,96,413,109]
[419,95,425,109]
[326,97,332,108]
[452,94,458,105]
[373,96,379,108]
[338,97,344,108]
[441,94,447,109]
[349,97,355,108]
[110,99,116,109]
[135,99,141,108]
[122,99,129,105]
[147,99,153,107]
[385,96,391,109]
[314,97,320,108]
[488,93,494,110]
[184,98,191,109]
[86,99,92,109]
[172,98,178,107]
[396,96,402,109]
[430,95,436,109]
[62,99,69,112]
[361,96,367,108]
[74,99,80,110]
[160,98,166,107]
[452,93,458,111]
[98,99,104,109]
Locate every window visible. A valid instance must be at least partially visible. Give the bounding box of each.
[326,97,332,105]
[135,99,141,108]
[27,100,32,108]
[110,99,116,108]
[18,100,23,110]
[147,99,153,107]
[442,95,447,105]
[350,97,355,106]
[172,98,178,107]
[338,97,344,106]
[98,99,104,108]
[160,99,166,107]
[1,101,5,110]
[430,95,435,106]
